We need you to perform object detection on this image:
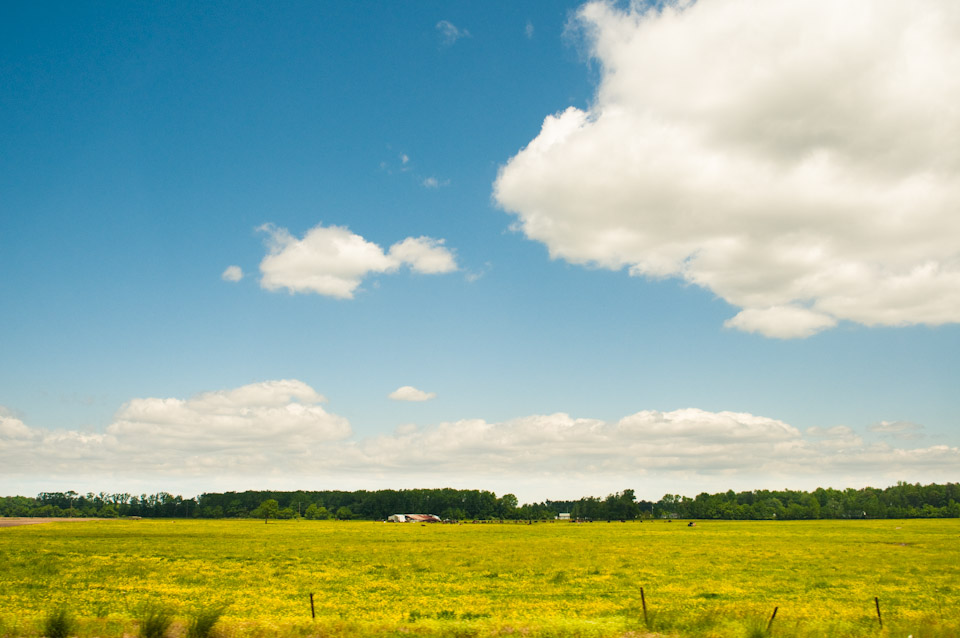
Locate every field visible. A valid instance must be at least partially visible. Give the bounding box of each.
[0,518,957,638]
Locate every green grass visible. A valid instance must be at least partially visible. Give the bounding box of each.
[42,606,76,638]
[0,518,957,637]
[186,605,225,638]
[136,604,174,638]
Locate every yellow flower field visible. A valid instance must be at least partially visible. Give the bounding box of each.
[0,518,957,637]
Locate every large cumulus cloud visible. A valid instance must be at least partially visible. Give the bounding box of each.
[494,0,960,338]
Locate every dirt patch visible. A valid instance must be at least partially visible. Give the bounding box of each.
[0,517,102,528]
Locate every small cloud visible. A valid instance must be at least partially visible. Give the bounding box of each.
[465,262,492,283]
[437,20,470,46]
[805,426,855,438]
[525,21,535,39]
[868,420,926,440]
[724,306,837,339]
[387,237,458,274]
[258,223,457,297]
[400,153,410,165]
[388,386,437,402]
[222,265,244,282]
[422,176,449,189]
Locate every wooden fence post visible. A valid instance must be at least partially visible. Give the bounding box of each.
[874,596,882,628]
[640,586,649,628]
[310,593,315,619]
[767,606,778,632]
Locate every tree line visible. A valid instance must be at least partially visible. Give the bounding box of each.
[1,482,958,520]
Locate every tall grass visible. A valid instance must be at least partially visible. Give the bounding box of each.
[42,606,76,638]
[136,604,174,638]
[187,606,226,638]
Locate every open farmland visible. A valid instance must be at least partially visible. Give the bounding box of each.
[0,518,957,637]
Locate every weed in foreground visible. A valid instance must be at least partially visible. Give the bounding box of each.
[743,619,768,638]
[187,606,227,638]
[137,604,174,638]
[43,606,77,638]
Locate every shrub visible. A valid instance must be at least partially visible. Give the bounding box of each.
[43,606,77,638]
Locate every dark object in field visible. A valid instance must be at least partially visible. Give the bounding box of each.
[640,586,649,628]
[875,596,882,627]
[687,521,696,527]
[767,606,778,632]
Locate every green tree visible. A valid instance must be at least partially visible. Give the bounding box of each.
[252,499,279,524]
[98,503,119,518]
[497,494,519,519]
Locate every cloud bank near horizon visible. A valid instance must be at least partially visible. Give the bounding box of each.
[2,380,957,499]
[494,0,960,338]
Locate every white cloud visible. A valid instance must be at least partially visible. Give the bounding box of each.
[525,21,535,39]
[108,379,348,452]
[724,306,837,339]
[0,381,350,476]
[388,386,437,402]
[494,0,960,338]
[387,237,457,274]
[0,414,32,439]
[868,420,926,440]
[258,223,457,298]
[421,176,450,189]
[437,20,470,46]
[4,392,958,499]
[354,410,959,486]
[221,265,243,282]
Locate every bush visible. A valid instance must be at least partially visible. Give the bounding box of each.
[43,606,77,638]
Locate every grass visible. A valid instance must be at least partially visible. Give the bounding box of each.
[136,604,174,638]
[0,518,957,637]
[186,606,225,638]
[42,606,76,638]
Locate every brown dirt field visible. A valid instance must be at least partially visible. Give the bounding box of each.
[0,517,102,528]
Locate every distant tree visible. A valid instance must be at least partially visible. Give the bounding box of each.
[440,507,467,521]
[497,494,519,519]
[98,503,119,518]
[252,499,279,524]
[335,506,354,520]
[315,505,332,520]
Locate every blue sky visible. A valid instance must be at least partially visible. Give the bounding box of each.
[2,1,958,502]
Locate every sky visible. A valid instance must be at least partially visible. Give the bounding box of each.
[1,0,958,504]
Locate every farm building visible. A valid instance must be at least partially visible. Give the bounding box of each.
[387,514,441,523]
[556,513,571,521]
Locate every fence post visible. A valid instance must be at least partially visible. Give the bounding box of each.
[640,586,649,628]
[767,606,778,632]
[310,593,315,619]
[874,596,882,628]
